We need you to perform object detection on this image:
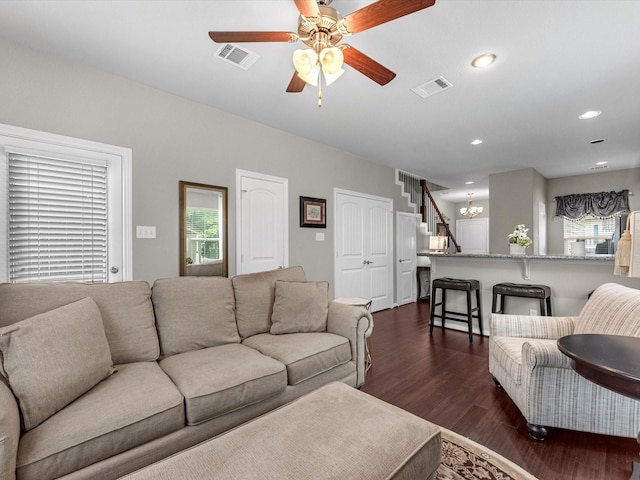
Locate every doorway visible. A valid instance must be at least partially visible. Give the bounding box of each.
[396,212,419,306]
[334,188,393,312]
[236,169,288,274]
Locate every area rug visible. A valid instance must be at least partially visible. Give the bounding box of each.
[436,428,538,480]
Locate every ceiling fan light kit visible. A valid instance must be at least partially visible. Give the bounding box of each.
[208,0,436,106]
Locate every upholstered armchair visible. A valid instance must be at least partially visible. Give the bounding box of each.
[489,282,640,440]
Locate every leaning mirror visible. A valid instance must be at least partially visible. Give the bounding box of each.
[179,181,228,277]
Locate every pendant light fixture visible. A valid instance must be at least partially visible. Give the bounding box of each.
[460,193,483,218]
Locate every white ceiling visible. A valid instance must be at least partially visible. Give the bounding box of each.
[1,0,639,202]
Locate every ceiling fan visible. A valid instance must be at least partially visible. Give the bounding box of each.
[209,0,436,105]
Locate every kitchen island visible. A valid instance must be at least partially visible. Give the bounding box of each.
[419,252,640,336]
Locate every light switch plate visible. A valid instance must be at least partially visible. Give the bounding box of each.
[316,232,325,241]
[136,226,156,239]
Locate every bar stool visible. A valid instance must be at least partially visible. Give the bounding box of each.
[430,277,482,343]
[491,283,552,316]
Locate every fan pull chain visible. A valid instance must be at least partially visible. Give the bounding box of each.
[317,68,322,107]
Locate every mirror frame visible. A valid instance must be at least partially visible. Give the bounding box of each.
[179,181,228,277]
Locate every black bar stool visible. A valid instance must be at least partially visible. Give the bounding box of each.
[492,283,552,316]
[430,277,482,343]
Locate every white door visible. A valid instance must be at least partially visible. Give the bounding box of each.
[538,201,547,255]
[396,212,419,306]
[236,169,288,274]
[334,189,393,312]
[456,218,489,253]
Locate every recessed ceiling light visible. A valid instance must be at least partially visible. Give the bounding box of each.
[471,53,496,68]
[596,161,608,165]
[590,138,605,144]
[465,181,475,185]
[578,110,602,120]
[471,139,483,145]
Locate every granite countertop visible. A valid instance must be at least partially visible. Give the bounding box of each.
[417,252,615,261]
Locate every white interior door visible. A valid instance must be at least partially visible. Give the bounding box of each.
[236,169,288,274]
[396,212,419,306]
[538,201,547,255]
[334,189,393,312]
[456,218,489,253]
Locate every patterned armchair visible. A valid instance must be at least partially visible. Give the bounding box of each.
[489,283,640,440]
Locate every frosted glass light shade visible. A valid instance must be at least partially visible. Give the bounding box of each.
[319,47,344,74]
[293,49,319,86]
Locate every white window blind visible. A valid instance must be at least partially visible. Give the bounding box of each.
[563,215,616,255]
[8,153,108,283]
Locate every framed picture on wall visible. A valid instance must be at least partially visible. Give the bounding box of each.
[436,223,448,236]
[300,196,326,228]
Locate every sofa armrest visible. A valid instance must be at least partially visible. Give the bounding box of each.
[522,339,573,369]
[490,313,577,339]
[0,381,20,480]
[327,302,373,388]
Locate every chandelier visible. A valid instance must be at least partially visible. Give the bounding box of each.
[460,193,483,218]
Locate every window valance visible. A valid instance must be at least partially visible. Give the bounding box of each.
[554,189,630,220]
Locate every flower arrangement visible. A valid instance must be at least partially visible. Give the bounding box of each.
[507,224,531,247]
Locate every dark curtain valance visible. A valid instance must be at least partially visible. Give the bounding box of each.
[555,189,630,220]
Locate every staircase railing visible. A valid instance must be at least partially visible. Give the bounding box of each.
[420,179,461,253]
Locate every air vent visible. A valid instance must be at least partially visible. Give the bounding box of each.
[215,44,260,70]
[589,164,609,171]
[411,76,453,98]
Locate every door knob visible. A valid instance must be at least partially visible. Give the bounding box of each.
[110,266,119,274]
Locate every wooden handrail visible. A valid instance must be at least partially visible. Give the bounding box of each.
[420,179,461,253]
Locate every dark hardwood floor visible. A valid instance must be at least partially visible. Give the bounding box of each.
[360,301,637,480]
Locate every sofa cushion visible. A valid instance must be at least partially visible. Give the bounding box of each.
[152,276,240,356]
[0,297,115,431]
[242,333,352,385]
[0,380,21,480]
[576,283,640,336]
[16,362,184,480]
[159,344,287,425]
[271,280,329,334]
[0,281,159,364]
[232,266,306,339]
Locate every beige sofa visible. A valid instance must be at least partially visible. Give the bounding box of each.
[0,266,373,480]
[489,282,640,440]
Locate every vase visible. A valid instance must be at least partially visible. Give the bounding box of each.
[509,244,526,255]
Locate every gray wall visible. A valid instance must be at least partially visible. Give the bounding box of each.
[489,169,538,254]
[0,38,414,285]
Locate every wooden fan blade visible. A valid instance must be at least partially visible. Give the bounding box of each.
[286,72,307,93]
[293,0,321,19]
[343,0,436,34]
[209,31,297,43]
[341,45,396,86]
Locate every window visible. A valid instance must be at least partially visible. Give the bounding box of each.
[0,123,132,283]
[185,207,221,263]
[563,215,617,255]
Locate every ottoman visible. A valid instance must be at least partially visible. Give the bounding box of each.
[121,382,441,480]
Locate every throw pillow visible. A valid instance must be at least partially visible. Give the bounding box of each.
[0,297,115,431]
[270,281,329,334]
